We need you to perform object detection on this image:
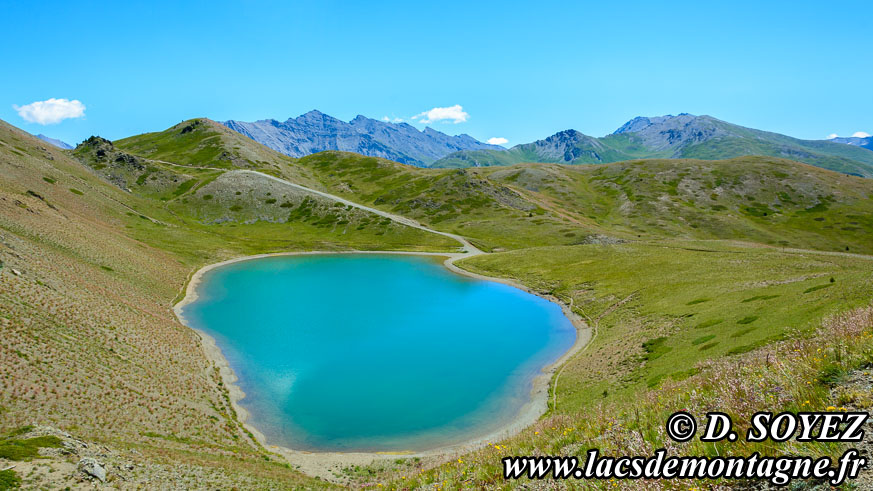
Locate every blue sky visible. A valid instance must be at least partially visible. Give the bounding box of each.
[1,0,871,146]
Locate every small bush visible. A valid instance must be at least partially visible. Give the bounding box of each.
[817,364,846,386]
[731,327,757,338]
[695,318,723,329]
[692,335,715,345]
[69,188,84,195]
[737,316,758,325]
[642,337,671,361]
[0,469,21,489]
[726,344,757,355]
[804,284,834,294]
[741,295,779,303]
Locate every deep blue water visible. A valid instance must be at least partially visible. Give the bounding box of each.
[180,254,575,452]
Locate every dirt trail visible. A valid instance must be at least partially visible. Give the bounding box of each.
[235,170,482,255]
[147,159,482,255]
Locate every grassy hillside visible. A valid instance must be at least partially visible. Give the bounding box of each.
[291,152,873,255]
[5,116,873,487]
[114,121,873,255]
[116,118,313,182]
[72,123,458,258]
[292,151,608,251]
[0,120,330,487]
[677,117,873,175]
[482,157,873,254]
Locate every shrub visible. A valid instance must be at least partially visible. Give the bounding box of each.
[0,469,21,489]
[686,298,710,305]
[817,363,846,386]
[804,284,833,294]
[692,335,716,345]
[695,318,723,329]
[642,337,671,361]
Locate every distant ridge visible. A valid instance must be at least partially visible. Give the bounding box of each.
[223,110,503,166]
[433,114,873,177]
[829,135,873,151]
[35,133,73,150]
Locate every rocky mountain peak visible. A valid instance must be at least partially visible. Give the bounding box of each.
[546,129,586,143]
[612,114,727,152]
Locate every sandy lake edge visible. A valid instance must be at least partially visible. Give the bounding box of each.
[172,249,592,480]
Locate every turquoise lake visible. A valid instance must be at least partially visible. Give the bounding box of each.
[180,254,576,452]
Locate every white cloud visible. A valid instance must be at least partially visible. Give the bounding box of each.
[412,104,469,124]
[851,131,871,138]
[13,98,86,125]
[827,133,838,139]
[381,116,404,123]
[487,137,508,145]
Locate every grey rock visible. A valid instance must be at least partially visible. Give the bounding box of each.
[78,457,106,482]
[223,110,504,166]
[578,234,626,245]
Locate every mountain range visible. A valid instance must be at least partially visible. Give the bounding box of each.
[221,111,873,177]
[223,110,504,166]
[35,133,73,149]
[432,114,873,177]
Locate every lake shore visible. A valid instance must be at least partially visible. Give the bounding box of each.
[172,249,592,480]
